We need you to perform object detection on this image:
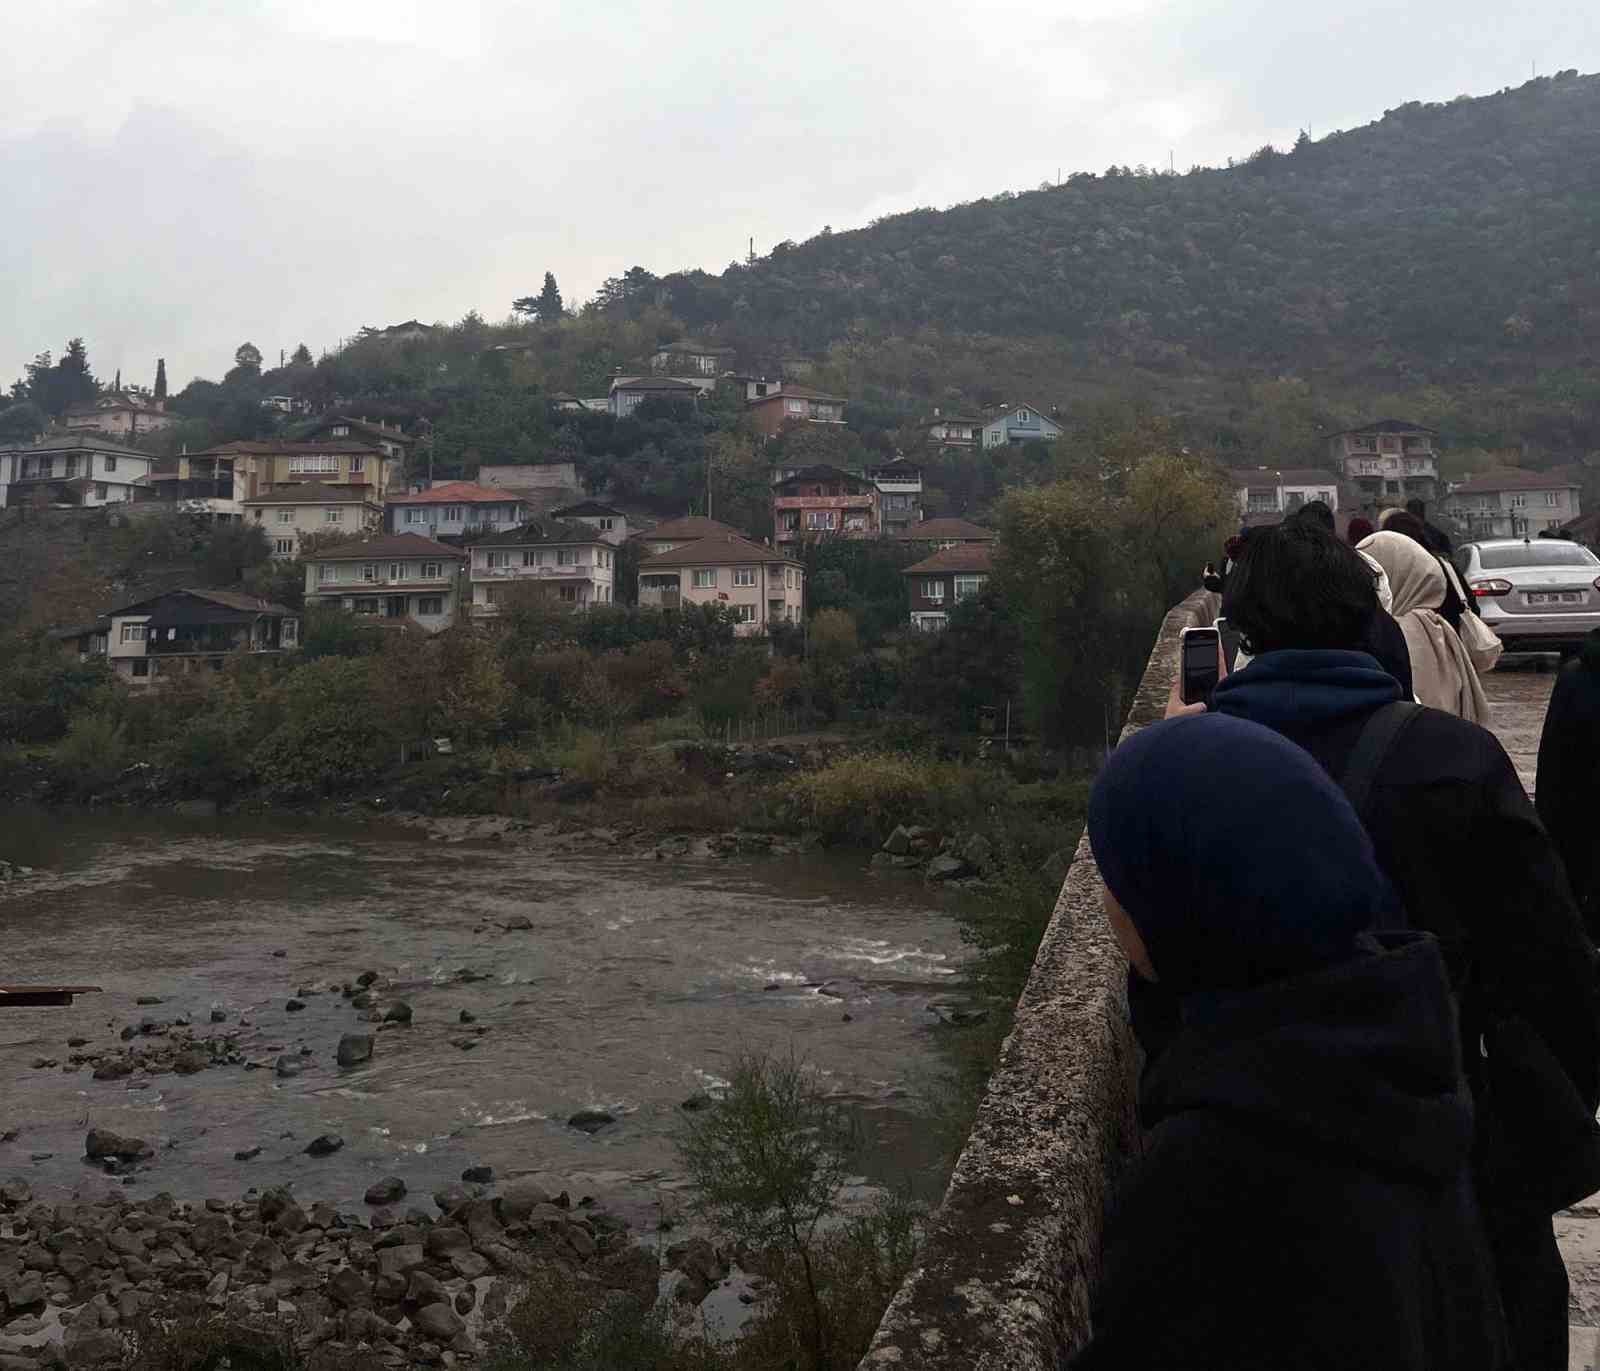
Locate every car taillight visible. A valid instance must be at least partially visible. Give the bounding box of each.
[1470,579,1513,597]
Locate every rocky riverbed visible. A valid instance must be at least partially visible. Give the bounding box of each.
[0,1155,730,1367]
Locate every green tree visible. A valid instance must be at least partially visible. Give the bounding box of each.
[1121,453,1238,609]
[678,1052,856,1371]
[513,272,565,322]
[153,358,168,402]
[198,521,273,585]
[251,656,389,795]
[0,401,46,442]
[233,342,263,375]
[289,343,313,367]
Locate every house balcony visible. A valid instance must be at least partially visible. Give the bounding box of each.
[638,587,682,609]
[873,479,924,494]
[471,565,595,580]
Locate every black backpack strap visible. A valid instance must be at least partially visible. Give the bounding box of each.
[1338,701,1424,823]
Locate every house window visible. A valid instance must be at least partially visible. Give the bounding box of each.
[120,623,146,643]
[483,507,501,522]
[350,456,365,474]
[1511,494,1528,508]
[785,568,795,589]
[95,483,109,500]
[692,569,717,589]
[598,517,615,531]
[732,604,756,623]
[417,596,444,616]
[954,575,986,601]
[361,563,378,582]
[331,425,349,437]
[282,619,298,646]
[1546,492,1561,507]
[277,508,295,523]
[388,563,402,580]
[1017,408,1030,421]
[290,454,339,474]
[486,550,510,569]
[558,585,578,603]
[733,568,756,587]
[131,659,150,678]
[557,548,578,566]
[404,507,426,524]
[275,538,294,555]
[921,579,945,602]
[103,455,116,472]
[786,399,804,415]
[443,506,463,521]
[422,561,441,579]
[324,508,343,523]
[318,564,337,582]
[521,549,540,568]
[354,598,379,615]
[805,511,836,530]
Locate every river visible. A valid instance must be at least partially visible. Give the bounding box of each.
[0,810,969,1231]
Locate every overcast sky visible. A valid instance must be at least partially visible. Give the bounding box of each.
[2,1,1595,391]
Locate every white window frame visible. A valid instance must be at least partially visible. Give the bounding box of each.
[556,548,578,567]
[318,564,337,582]
[277,508,295,524]
[417,596,444,616]
[422,561,441,579]
[404,508,427,524]
[1510,494,1528,509]
[443,506,463,521]
[289,454,339,474]
[732,604,757,623]
[486,550,510,569]
[733,568,756,587]
[954,575,986,601]
[281,619,298,645]
[120,622,146,643]
[103,454,117,472]
[331,425,350,436]
[1546,491,1561,507]
[350,455,365,474]
[324,508,343,523]
[598,517,615,531]
[922,579,945,602]
[692,568,717,589]
[275,538,294,555]
[388,562,403,580]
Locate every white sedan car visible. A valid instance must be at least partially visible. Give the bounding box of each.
[1454,538,1600,654]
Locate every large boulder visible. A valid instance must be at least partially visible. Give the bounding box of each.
[383,1001,413,1026]
[413,1302,464,1342]
[498,1180,551,1222]
[567,1108,615,1134]
[364,1177,406,1206]
[961,833,996,872]
[83,1128,151,1162]
[336,1034,374,1068]
[882,825,914,855]
[304,1134,344,1157]
[925,853,968,882]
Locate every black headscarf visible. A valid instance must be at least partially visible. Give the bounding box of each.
[1088,714,1402,994]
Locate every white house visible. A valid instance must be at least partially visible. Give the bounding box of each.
[637,533,805,634]
[1228,467,1341,519]
[0,436,154,509]
[301,532,468,632]
[981,404,1063,448]
[1444,469,1582,539]
[242,489,384,557]
[468,519,616,615]
[548,500,629,546]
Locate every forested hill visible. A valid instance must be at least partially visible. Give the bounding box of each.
[656,71,1600,390]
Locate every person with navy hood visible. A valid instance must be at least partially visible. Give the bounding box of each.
[1076,714,1506,1369]
[1203,517,1600,1370]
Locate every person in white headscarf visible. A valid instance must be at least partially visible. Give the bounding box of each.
[1358,530,1491,724]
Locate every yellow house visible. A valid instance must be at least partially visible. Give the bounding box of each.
[190,441,395,503]
[243,489,384,557]
[637,532,804,635]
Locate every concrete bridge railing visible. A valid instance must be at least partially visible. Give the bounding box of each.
[859,590,1217,1370]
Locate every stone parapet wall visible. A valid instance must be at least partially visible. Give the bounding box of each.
[859,589,1217,1370]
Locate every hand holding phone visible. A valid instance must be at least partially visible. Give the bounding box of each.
[1179,627,1222,706]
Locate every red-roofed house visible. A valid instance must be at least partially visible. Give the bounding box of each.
[384,482,529,537]
[638,534,804,633]
[897,517,996,549]
[901,544,993,630]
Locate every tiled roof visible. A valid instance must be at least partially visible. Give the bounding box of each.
[774,464,871,489]
[474,518,609,548]
[640,533,799,568]
[654,338,732,355]
[1228,467,1340,488]
[634,516,745,543]
[897,517,995,542]
[1449,468,1582,495]
[749,386,845,404]
[1329,418,1438,437]
[110,588,297,617]
[611,376,703,394]
[387,481,525,506]
[550,500,625,518]
[304,416,415,445]
[0,434,150,454]
[302,533,467,562]
[192,440,384,456]
[902,544,995,575]
[925,414,984,425]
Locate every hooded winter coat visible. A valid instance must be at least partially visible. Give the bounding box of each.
[1078,935,1507,1371]
[1081,714,1504,1368]
[1536,632,1600,935]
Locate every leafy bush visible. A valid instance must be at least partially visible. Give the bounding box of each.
[251,657,390,797]
[780,753,960,846]
[54,709,129,794]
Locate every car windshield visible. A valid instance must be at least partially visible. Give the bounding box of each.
[1478,543,1598,570]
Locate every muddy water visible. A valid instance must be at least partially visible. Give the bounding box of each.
[0,811,967,1228]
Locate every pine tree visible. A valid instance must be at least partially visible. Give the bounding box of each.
[512,271,565,321]
[290,343,313,367]
[153,358,167,402]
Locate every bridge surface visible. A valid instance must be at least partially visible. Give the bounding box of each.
[859,608,1600,1371]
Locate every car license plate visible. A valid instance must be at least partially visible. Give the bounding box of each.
[1526,592,1583,605]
